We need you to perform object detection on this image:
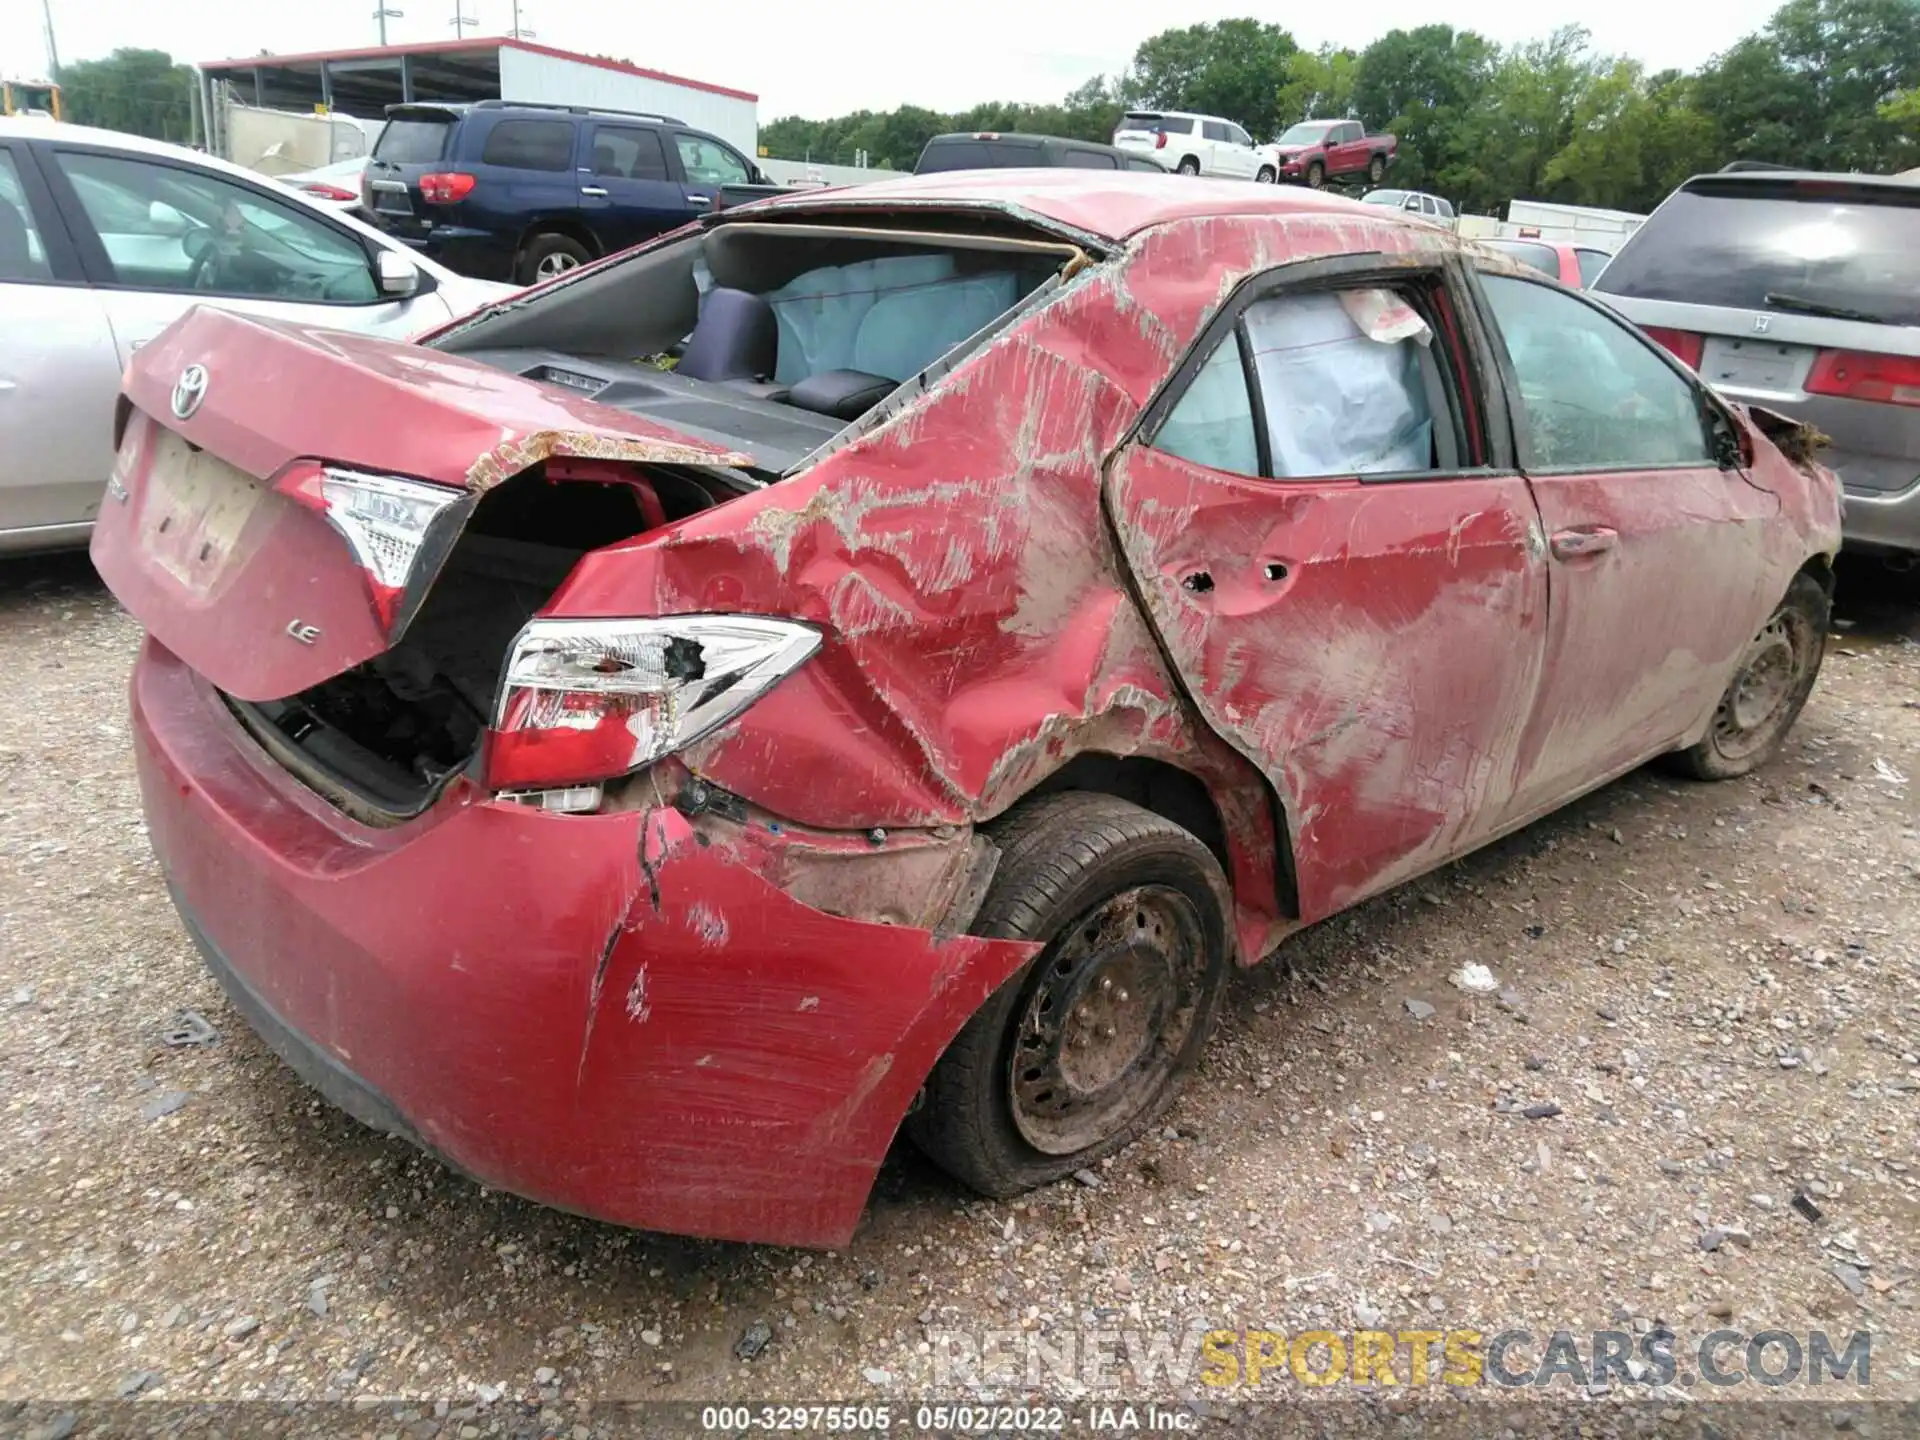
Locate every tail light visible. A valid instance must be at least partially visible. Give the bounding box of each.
[419,172,476,204]
[278,464,465,632]
[485,616,821,792]
[1155,132,1167,150]
[1806,349,1920,408]
[1642,327,1705,369]
[301,183,358,201]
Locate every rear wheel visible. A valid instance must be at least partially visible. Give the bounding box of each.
[1255,165,1277,184]
[907,794,1231,1197]
[1306,161,1326,189]
[1367,154,1387,184]
[1176,156,1200,176]
[517,232,591,285]
[1665,573,1828,780]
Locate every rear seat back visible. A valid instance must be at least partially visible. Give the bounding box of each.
[764,255,1020,385]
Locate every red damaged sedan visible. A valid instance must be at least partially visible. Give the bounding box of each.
[94,172,1840,1248]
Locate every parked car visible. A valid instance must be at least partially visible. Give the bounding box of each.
[1481,237,1614,289]
[1594,169,1920,556]
[361,98,783,285]
[93,170,1839,1248]
[0,119,515,555]
[278,157,369,215]
[1261,119,1397,188]
[1363,187,1454,224]
[1112,110,1260,177]
[917,132,1168,174]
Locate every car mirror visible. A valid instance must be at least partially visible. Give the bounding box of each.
[376,249,421,297]
[147,200,192,235]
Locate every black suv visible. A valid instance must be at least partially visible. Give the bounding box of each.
[915,132,1170,175]
[363,99,780,285]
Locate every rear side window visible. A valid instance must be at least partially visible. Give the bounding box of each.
[1488,240,1561,277]
[1061,149,1117,169]
[480,119,575,172]
[374,119,450,164]
[0,150,52,281]
[1595,181,1920,326]
[1126,156,1166,173]
[589,126,668,180]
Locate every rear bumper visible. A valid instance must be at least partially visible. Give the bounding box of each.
[1839,477,1920,555]
[131,640,1033,1247]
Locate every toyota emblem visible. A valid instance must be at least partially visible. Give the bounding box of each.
[171,364,209,420]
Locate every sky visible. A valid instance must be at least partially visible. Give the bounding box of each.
[2,0,1785,121]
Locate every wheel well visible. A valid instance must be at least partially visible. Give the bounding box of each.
[1797,553,1836,600]
[517,219,600,261]
[1027,754,1230,878]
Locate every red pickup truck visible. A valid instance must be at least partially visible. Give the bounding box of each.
[1260,119,1397,188]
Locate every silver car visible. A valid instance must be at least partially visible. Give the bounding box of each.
[0,120,516,555]
[1593,170,1919,556]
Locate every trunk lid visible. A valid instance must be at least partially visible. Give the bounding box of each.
[92,305,750,703]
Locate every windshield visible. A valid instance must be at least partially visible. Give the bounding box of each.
[1277,123,1337,146]
[1594,179,1920,327]
[374,118,452,165]
[1363,190,1408,206]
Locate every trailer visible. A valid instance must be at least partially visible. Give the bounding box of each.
[1501,199,1645,248]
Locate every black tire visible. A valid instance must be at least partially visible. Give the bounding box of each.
[1176,156,1200,176]
[907,793,1231,1198]
[1368,154,1387,184]
[1255,165,1277,184]
[517,232,592,286]
[1665,572,1828,781]
[1306,161,1326,189]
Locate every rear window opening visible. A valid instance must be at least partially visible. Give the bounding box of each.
[226,462,744,823]
[1595,178,1920,327]
[435,219,1091,473]
[1120,113,1192,136]
[373,117,453,165]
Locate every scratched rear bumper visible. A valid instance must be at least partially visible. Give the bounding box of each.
[131,638,1034,1248]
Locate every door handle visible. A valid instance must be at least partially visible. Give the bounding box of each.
[1549,526,1618,559]
[580,185,609,197]
[686,193,712,205]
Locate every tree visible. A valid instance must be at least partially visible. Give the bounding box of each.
[1124,20,1298,143]
[58,48,195,143]
[1351,26,1499,194]
[1276,47,1358,129]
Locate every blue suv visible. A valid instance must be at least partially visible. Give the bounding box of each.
[362,99,776,285]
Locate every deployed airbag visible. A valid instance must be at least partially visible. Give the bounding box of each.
[764,256,1022,384]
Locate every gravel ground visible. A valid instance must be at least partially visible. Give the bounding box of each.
[1,553,1916,1429]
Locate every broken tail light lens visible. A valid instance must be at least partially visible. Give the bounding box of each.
[280,465,465,632]
[486,616,822,791]
[1806,349,1920,408]
[419,172,477,204]
[1642,327,1705,369]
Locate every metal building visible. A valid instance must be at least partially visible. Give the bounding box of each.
[195,37,758,156]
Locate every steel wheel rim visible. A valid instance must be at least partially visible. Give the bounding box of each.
[1713,612,1809,760]
[1007,884,1206,1155]
[537,251,580,280]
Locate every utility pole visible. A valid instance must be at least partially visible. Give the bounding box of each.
[449,1,474,37]
[373,6,404,45]
[509,0,533,38]
[40,0,61,76]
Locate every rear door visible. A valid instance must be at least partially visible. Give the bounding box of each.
[1470,267,1779,817]
[1592,175,1920,543]
[37,141,444,360]
[0,138,122,542]
[1106,255,1550,920]
[579,122,693,253]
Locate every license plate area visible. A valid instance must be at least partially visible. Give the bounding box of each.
[143,430,267,594]
[371,181,415,216]
[1699,337,1816,394]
